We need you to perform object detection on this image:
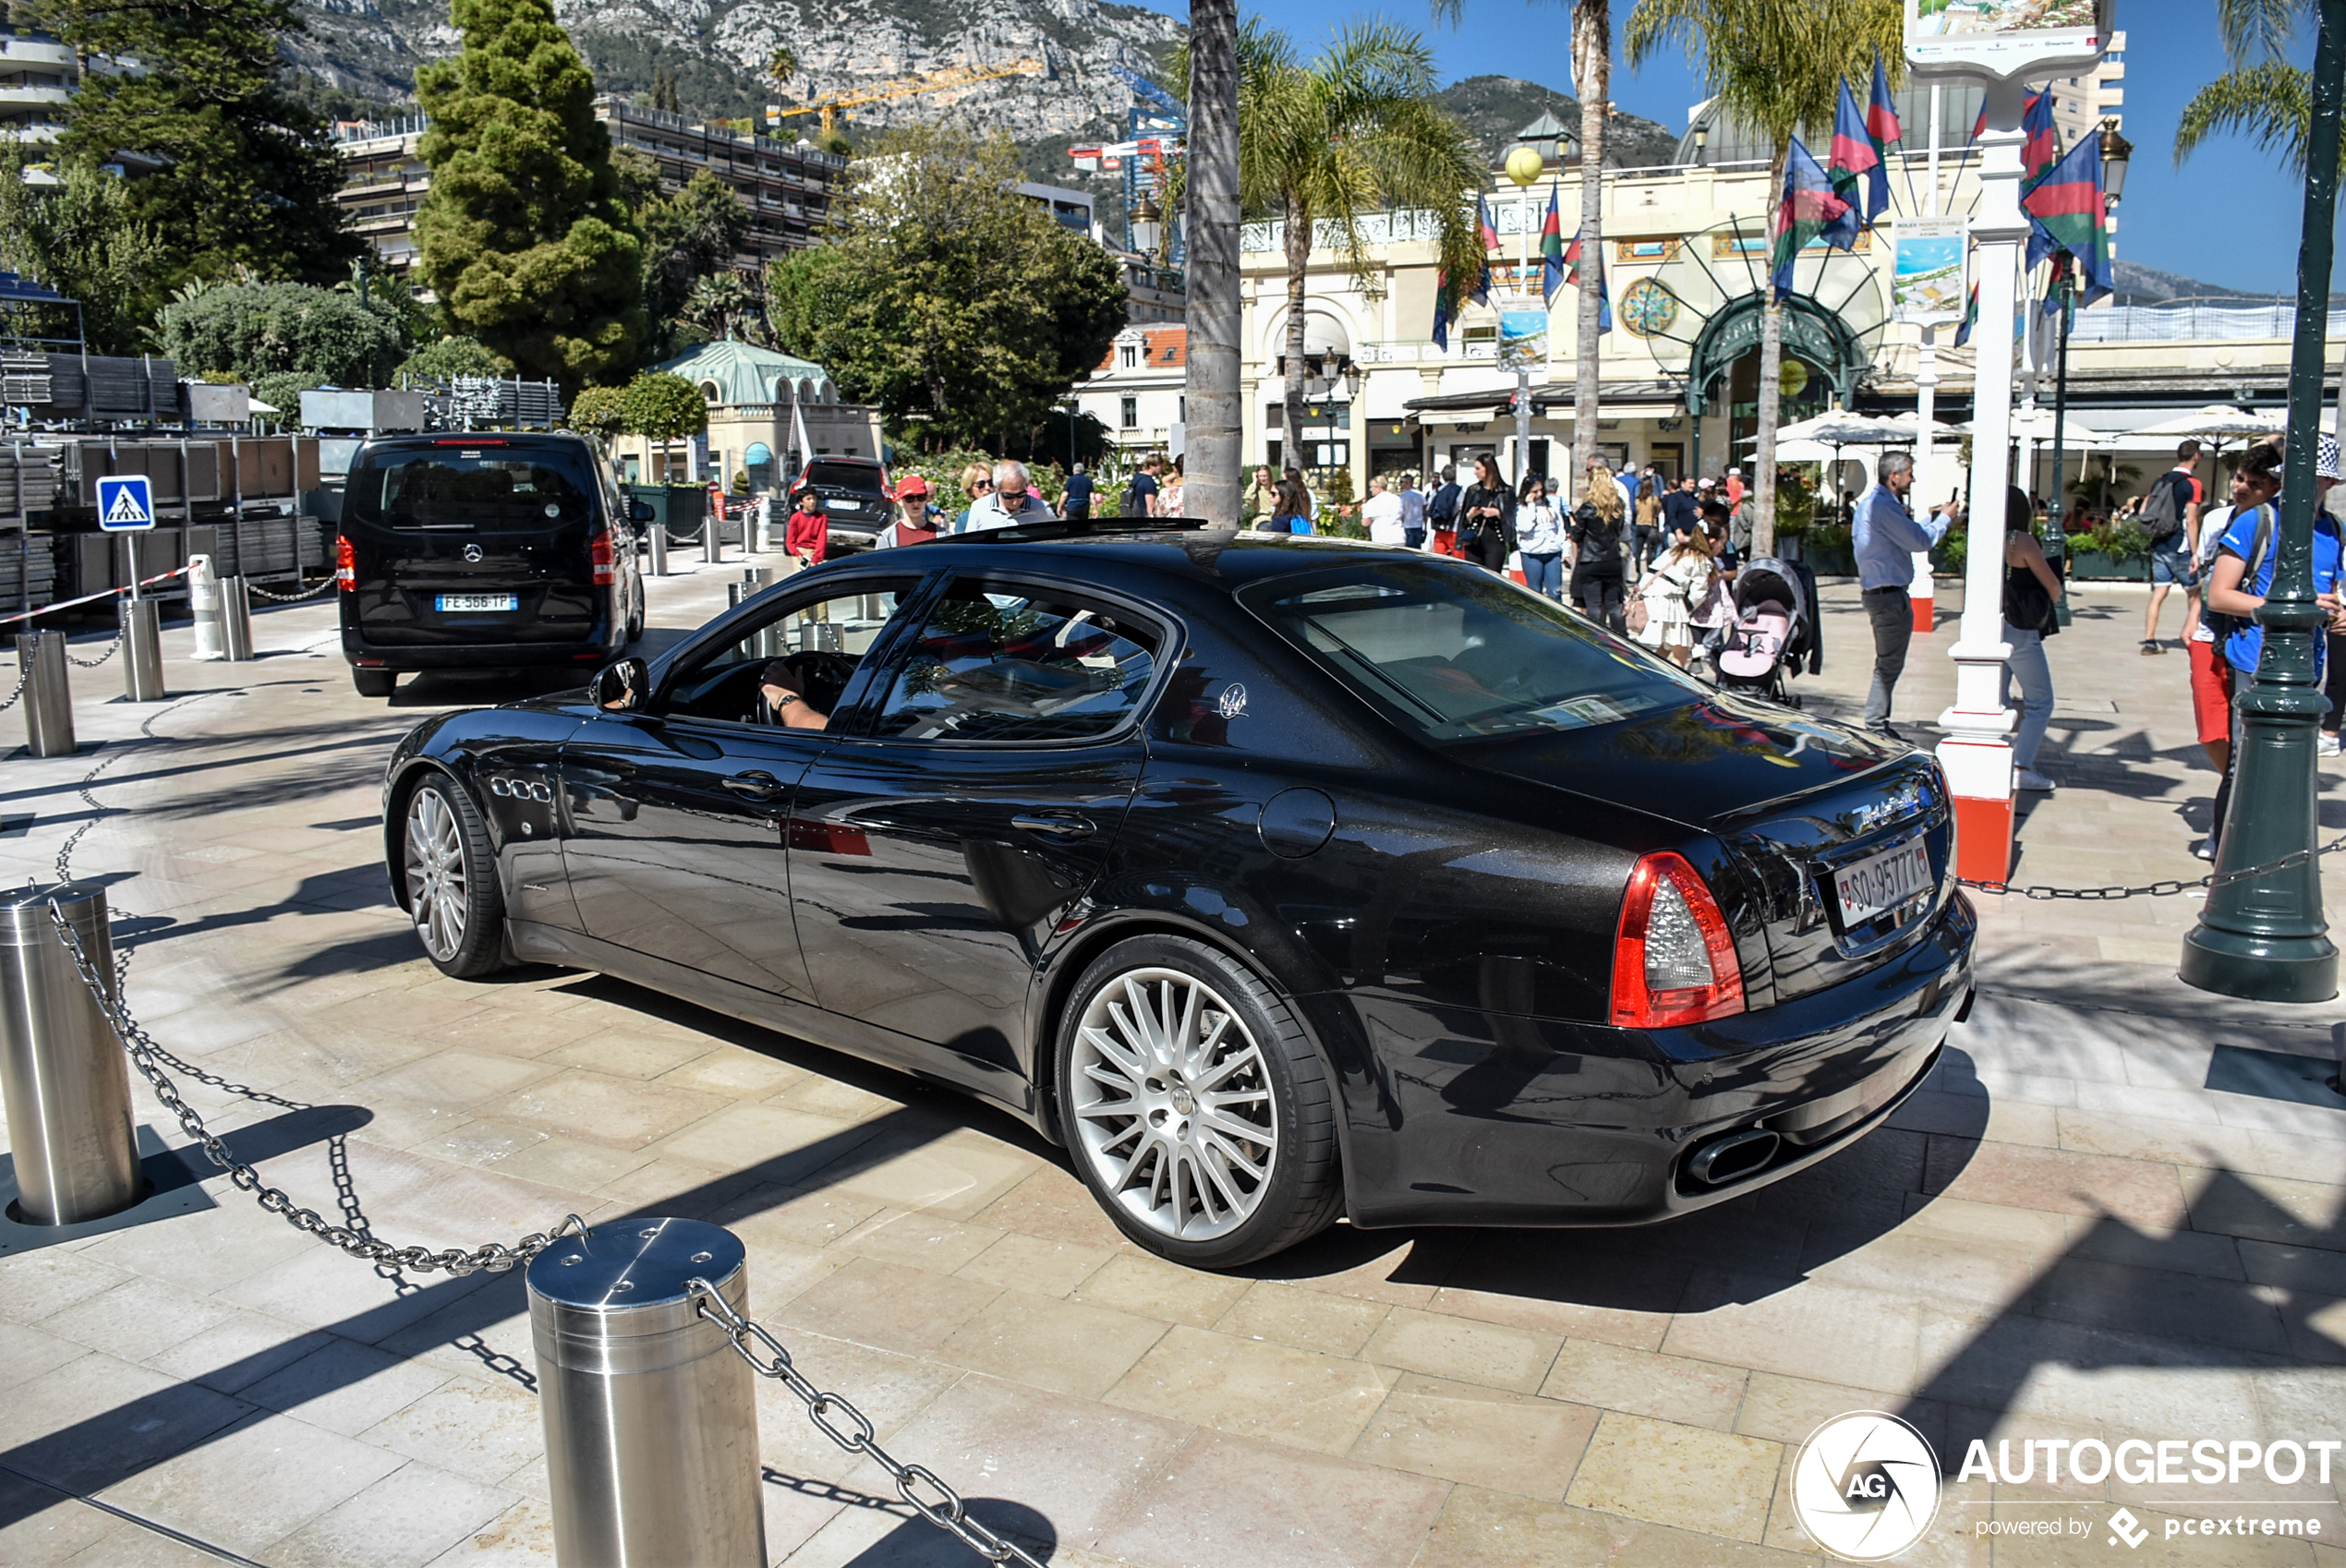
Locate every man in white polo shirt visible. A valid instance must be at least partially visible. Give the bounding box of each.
[1361,475,1408,545]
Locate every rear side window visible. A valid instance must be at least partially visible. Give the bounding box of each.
[349,445,597,531]
[1240,560,1704,744]
[805,461,883,491]
[867,582,1161,742]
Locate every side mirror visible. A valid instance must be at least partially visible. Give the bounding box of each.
[630,500,657,524]
[593,657,647,712]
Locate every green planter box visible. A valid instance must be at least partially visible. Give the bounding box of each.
[2068,549,2148,581]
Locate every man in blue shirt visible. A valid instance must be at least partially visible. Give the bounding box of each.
[1851,451,1953,737]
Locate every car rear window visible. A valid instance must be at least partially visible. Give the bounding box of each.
[349,445,597,532]
[1239,560,1705,744]
[805,461,883,491]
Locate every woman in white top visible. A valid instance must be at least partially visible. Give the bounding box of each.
[1635,516,1714,667]
[1514,476,1567,599]
[1158,454,1185,517]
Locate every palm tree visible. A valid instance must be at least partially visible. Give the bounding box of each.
[1625,0,1899,557]
[1207,20,1484,484]
[768,45,797,87]
[2178,0,2335,174]
[1186,0,1242,525]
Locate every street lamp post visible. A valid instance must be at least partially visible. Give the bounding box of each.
[2183,0,2346,1003]
[1504,144,1546,488]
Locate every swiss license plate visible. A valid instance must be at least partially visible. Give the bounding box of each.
[1833,837,1932,925]
[436,594,518,613]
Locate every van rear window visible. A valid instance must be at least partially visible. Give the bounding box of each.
[804,462,883,491]
[349,447,596,531]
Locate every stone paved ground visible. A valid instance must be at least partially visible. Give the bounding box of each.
[0,552,2338,1568]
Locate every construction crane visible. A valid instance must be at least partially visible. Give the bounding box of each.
[1073,66,1187,259]
[767,58,1046,136]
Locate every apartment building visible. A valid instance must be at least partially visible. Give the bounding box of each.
[333,96,847,281]
[0,25,72,148]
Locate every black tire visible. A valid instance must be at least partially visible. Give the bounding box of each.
[352,667,396,698]
[624,578,645,643]
[1055,935,1340,1269]
[397,774,511,979]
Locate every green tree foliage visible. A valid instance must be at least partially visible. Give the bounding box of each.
[250,371,308,424]
[2177,2,2340,175]
[682,273,764,344]
[622,370,707,440]
[414,0,647,391]
[568,383,627,437]
[634,165,752,351]
[1185,20,1482,476]
[1625,0,1902,555]
[397,336,519,383]
[0,150,171,355]
[25,0,357,288]
[154,281,408,387]
[765,124,1127,451]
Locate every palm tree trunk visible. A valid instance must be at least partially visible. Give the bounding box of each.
[1752,141,1789,561]
[1183,0,1241,524]
[1281,195,1312,477]
[1572,1,1610,492]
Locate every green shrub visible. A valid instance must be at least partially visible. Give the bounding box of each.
[2084,518,2153,561]
[622,371,707,441]
[567,384,626,439]
[398,335,516,384]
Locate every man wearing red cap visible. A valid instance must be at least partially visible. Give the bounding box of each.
[877,475,939,549]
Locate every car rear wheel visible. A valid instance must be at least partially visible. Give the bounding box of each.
[1057,935,1339,1268]
[624,580,645,643]
[401,775,509,979]
[353,668,396,698]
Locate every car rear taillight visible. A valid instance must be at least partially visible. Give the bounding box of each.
[1611,851,1745,1029]
[335,535,356,591]
[589,527,616,585]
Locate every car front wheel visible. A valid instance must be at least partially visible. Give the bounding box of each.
[1057,935,1340,1268]
[401,775,509,979]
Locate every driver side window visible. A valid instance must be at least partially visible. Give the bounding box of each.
[866,581,1163,742]
[662,582,913,727]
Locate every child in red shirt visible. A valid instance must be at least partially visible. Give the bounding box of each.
[785,491,828,567]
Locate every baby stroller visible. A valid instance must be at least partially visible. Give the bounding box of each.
[1712,556,1820,706]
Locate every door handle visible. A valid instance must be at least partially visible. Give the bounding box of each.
[722,771,784,800]
[1012,812,1095,838]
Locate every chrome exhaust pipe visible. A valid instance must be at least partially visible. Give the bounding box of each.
[1687,1128,1781,1188]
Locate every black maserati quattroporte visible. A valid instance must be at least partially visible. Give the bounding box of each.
[381,524,1975,1267]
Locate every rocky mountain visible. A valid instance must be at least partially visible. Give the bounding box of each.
[1434,75,1683,173]
[291,0,1184,146]
[2110,259,2296,307]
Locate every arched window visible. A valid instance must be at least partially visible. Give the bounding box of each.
[700,380,721,404]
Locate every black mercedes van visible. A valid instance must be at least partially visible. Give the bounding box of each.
[338,434,647,697]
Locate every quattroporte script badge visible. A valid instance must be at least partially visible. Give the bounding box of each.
[1791,1411,1941,1562]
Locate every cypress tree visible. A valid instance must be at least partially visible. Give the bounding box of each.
[30,0,357,289]
[414,0,646,389]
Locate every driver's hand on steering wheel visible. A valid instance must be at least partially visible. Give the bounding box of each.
[758,661,829,730]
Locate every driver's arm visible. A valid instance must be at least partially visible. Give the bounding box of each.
[758,661,830,730]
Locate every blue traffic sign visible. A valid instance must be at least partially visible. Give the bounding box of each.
[97,475,156,532]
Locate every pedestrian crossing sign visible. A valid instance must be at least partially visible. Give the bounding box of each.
[97,476,156,531]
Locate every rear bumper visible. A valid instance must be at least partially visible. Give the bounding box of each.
[1326,891,1976,1229]
[342,624,622,671]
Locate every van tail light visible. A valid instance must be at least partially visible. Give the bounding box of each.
[1611,851,1745,1029]
[335,535,356,591]
[589,527,616,585]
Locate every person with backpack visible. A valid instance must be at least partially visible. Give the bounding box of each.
[2140,440,2203,654]
[2203,435,2343,860]
[1997,486,2066,792]
[2180,444,2276,857]
[1425,464,1463,556]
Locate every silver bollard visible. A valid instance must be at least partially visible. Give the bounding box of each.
[726,582,749,610]
[648,525,669,577]
[528,1217,765,1568]
[0,884,141,1225]
[16,633,75,757]
[188,555,224,661]
[122,598,164,702]
[704,511,722,567]
[221,577,255,662]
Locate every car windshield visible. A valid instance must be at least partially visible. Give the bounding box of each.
[805,462,882,491]
[351,445,596,532]
[1240,560,1706,743]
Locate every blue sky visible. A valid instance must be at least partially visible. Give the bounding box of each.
[1130,2,2321,296]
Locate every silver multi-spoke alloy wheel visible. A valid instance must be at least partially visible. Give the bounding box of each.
[405,786,468,963]
[1070,967,1279,1243]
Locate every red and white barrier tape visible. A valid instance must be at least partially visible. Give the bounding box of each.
[0,565,194,629]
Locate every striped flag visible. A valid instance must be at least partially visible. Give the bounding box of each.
[1564,225,1612,331]
[1972,90,2062,183]
[1867,55,1902,152]
[2022,129,2113,307]
[1830,78,1889,225]
[1772,137,1859,295]
[1539,186,1566,306]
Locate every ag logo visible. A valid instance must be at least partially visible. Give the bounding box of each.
[1790,1411,1940,1562]
[1216,682,1248,719]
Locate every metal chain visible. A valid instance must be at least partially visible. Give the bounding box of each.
[245,575,336,603]
[687,1283,1047,1568]
[1960,832,2346,900]
[67,634,121,668]
[0,657,29,715]
[44,904,581,1275]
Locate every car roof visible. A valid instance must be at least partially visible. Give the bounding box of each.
[902,527,1430,591]
[357,432,593,452]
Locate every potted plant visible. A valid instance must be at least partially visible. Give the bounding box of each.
[2071,517,2152,580]
[1800,521,1856,576]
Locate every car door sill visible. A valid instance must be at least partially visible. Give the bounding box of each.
[506,920,1045,1129]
